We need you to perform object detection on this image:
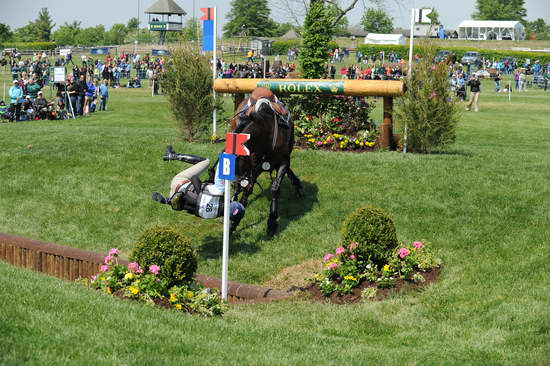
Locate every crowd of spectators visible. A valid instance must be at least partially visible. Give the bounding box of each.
[1,51,166,122]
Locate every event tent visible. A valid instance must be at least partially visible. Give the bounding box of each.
[457,20,525,41]
[364,33,406,45]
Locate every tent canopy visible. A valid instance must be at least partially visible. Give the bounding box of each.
[145,0,186,15]
[364,33,406,45]
[457,20,525,40]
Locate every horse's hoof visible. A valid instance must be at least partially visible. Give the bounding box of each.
[267,222,278,236]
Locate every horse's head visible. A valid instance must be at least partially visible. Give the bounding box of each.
[247,87,278,124]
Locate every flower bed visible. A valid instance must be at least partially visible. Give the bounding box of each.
[308,241,441,303]
[82,249,226,317]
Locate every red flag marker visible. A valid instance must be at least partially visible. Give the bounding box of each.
[225,133,251,156]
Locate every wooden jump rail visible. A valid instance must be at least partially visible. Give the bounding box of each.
[214,78,405,149]
[0,232,289,301]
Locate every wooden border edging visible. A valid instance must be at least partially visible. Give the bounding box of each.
[0,233,291,301]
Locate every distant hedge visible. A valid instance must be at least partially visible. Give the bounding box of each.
[356,44,550,64]
[272,39,340,56]
[0,42,57,51]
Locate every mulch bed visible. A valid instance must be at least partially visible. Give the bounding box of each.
[304,267,441,304]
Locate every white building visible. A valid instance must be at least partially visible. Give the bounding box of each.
[457,20,525,41]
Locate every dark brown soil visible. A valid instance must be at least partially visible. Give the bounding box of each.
[305,267,441,304]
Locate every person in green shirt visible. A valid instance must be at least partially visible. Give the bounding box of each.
[26,78,42,100]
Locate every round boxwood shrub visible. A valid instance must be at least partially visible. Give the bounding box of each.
[130,225,197,287]
[341,206,398,266]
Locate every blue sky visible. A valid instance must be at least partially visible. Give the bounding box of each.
[1,0,549,33]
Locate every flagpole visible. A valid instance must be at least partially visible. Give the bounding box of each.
[404,7,415,154]
[212,7,217,138]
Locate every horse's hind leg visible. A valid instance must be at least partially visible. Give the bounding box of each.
[267,164,287,236]
[286,167,304,198]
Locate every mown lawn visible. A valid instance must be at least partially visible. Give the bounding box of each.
[1,73,549,364]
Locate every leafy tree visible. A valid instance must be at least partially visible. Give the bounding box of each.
[0,23,13,43]
[13,23,40,42]
[127,17,140,30]
[180,18,201,41]
[527,18,546,34]
[104,24,128,45]
[34,8,56,41]
[360,8,394,34]
[223,0,277,38]
[299,0,334,79]
[75,25,105,46]
[52,21,81,45]
[272,22,294,37]
[473,0,527,21]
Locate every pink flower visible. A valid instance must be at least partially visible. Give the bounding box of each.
[350,255,356,260]
[100,265,109,272]
[104,255,113,264]
[323,253,334,262]
[136,267,144,274]
[399,248,410,258]
[348,242,359,251]
[128,262,141,273]
[335,247,345,255]
[149,264,161,275]
[328,262,338,270]
[108,248,119,256]
[412,241,423,249]
[91,275,97,281]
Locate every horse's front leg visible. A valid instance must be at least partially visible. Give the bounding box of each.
[267,164,287,236]
[287,167,304,198]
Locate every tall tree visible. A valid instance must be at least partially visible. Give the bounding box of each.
[127,17,140,30]
[180,18,201,41]
[473,0,527,21]
[272,0,359,29]
[104,24,128,45]
[360,8,394,34]
[327,2,350,36]
[223,0,277,37]
[34,8,56,41]
[52,21,81,45]
[0,23,13,42]
[299,0,334,79]
[13,23,40,42]
[75,25,105,46]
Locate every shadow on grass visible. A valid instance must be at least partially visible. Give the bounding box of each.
[198,181,319,258]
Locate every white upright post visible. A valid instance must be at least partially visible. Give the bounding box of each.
[221,178,231,301]
[404,7,415,154]
[2,81,5,102]
[212,7,218,138]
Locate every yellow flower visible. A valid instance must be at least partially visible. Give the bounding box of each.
[170,293,177,302]
[175,303,182,310]
[383,265,390,272]
[107,287,112,294]
[308,138,315,143]
[344,275,357,281]
[124,273,134,281]
[186,291,194,299]
[129,286,139,295]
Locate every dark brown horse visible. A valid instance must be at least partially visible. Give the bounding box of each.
[229,87,304,236]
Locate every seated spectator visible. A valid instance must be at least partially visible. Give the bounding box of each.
[0,100,8,120]
[33,91,49,120]
[20,96,34,121]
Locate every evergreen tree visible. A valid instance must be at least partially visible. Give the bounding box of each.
[299,0,334,79]
[223,0,277,38]
[34,8,56,41]
[360,8,394,34]
[473,0,526,21]
[127,17,140,30]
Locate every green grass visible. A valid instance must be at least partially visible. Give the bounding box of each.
[1,71,550,364]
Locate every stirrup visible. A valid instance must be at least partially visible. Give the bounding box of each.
[152,192,167,204]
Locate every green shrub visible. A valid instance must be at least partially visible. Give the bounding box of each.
[395,45,460,153]
[0,42,57,50]
[131,225,197,287]
[341,206,398,266]
[272,40,302,56]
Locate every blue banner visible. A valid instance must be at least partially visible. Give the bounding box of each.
[152,49,170,56]
[202,20,214,52]
[91,48,109,55]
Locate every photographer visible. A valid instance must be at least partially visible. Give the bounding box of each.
[466,75,481,112]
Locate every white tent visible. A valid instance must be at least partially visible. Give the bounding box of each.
[364,33,406,45]
[457,20,525,41]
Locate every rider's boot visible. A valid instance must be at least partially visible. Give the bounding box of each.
[162,145,206,164]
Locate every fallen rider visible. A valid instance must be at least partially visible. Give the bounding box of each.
[152,146,245,230]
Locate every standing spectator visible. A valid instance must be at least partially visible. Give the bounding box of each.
[8,80,23,121]
[76,75,87,116]
[26,78,41,100]
[466,75,481,112]
[99,80,109,111]
[66,79,78,117]
[84,79,96,115]
[518,70,526,92]
[494,72,501,92]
